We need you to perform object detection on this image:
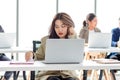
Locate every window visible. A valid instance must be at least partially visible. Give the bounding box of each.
[0,0,16,59]
[19,0,56,47]
[0,0,16,33]
[97,0,120,32]
[59,0,94,35]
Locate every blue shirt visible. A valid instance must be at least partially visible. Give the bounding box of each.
[111,27,120,47]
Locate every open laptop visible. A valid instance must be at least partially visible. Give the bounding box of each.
[0,33,16,48]
[43,39,85,64]
[88,32,112,48]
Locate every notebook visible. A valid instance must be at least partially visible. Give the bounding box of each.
[43,39,85,64]
[0,33,16,48]
[88,32,112,48]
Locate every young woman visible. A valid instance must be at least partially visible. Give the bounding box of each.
[79,13,101,43]
[79,13,101,80]
[25,12,79,80]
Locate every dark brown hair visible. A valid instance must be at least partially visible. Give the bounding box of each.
[86,13,96,22]
[49,12,75,39]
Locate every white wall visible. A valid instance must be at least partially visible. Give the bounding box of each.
[19,0,56,47]
[97,0,120,33]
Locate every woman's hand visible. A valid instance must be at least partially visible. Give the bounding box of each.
[69,27,75,35]
[25,51,33,62]
[68,27,77,39]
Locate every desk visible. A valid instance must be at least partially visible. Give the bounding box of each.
[85,47,120,52]
[1,60,120,80]
[0,47,32,60]
[0,47,32,53]
[0,47,119,57]
[1,60,120,71]
[1,47,120,80]
[0,47,32,80]
[84,47,120,80]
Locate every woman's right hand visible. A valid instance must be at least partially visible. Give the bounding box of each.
[69,27,75,35]
[25,51,33,62]
[68,27,77,39]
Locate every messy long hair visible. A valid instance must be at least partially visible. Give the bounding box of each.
[49,12,75,39]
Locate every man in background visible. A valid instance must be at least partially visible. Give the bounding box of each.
[107,17,120,60]
[0,25,13,80]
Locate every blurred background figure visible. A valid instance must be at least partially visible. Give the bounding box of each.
[79,13,101,43]
[106,17,120,60]
[79,13,101,80]
[0,25,13,80]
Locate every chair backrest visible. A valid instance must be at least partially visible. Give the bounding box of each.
[33,40,41,52]
[32,40,41,59]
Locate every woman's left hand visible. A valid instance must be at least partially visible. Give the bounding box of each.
[69,27,75,35]
[68,27,77,39]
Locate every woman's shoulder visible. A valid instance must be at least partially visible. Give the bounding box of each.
[112,27,119,31]
[41,35,49,40]
[94,27,101,32]
[80,26,88,31]
[41,35,49,43]
[68,34,77,39]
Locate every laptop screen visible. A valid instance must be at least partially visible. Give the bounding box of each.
[88,32,112,48]
[44,39,85,64]
[0,33,16,48]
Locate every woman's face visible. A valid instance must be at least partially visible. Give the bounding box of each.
[55,20,68,38]
[88,17,97,28]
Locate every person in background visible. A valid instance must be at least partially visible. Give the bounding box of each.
[0,26,13,80]
[79,13,101,80]
[106,17,120,60]
[25,12,79,80]
[79,13,101,43]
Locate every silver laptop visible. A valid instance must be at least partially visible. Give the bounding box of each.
[43,39,85,64]
[0,33,16,48]
[88,32,112,48]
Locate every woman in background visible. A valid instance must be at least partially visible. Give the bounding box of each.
[79,13,101,80]
[79,13,101,43]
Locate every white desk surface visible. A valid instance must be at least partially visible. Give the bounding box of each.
[1,60,120,71]
[0,47,120,71]
[85,47,120,52]
[0,47,32,53]
[0,47,119,53]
